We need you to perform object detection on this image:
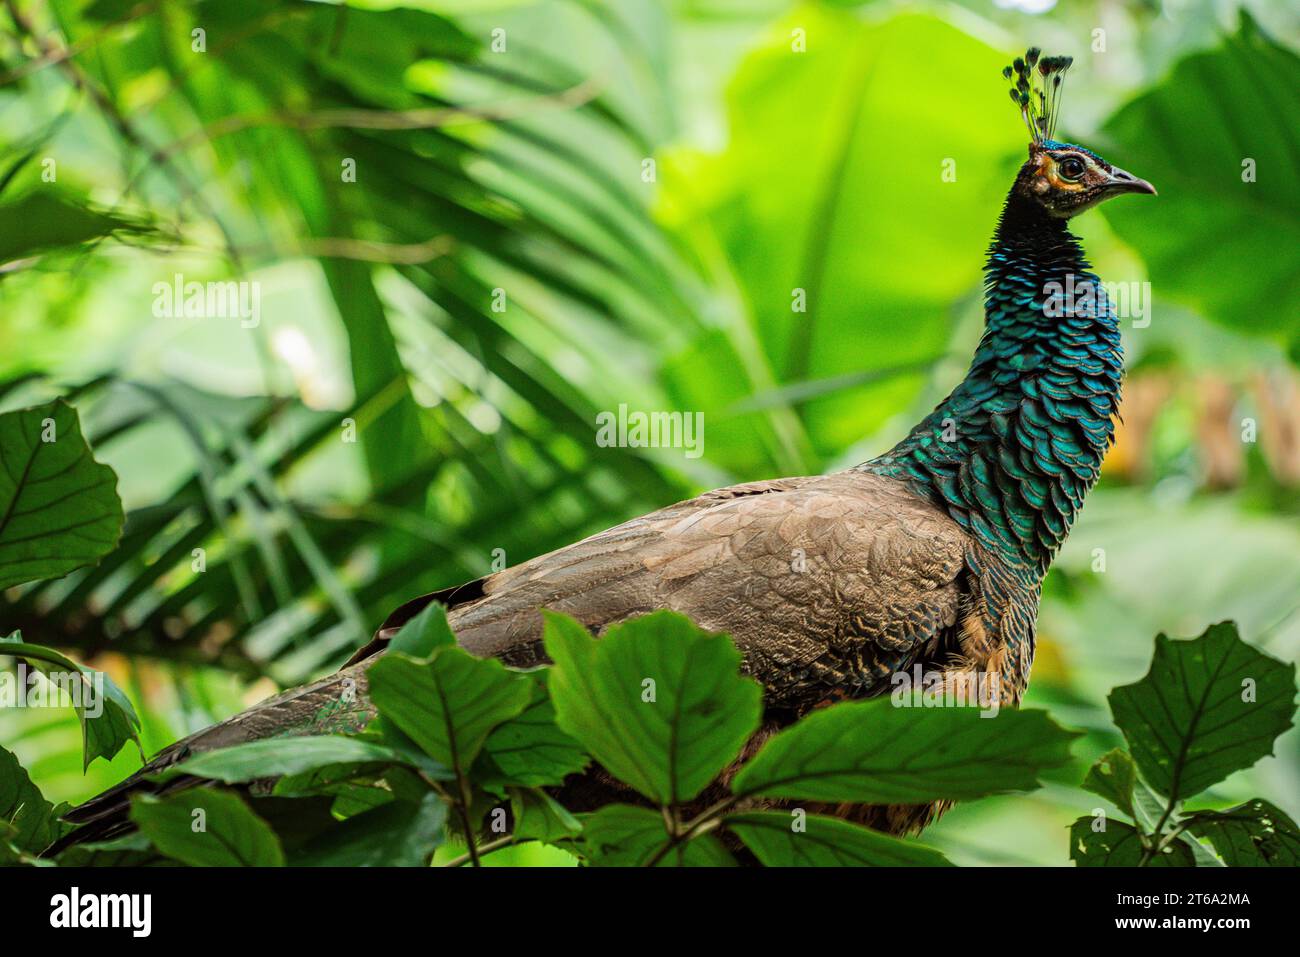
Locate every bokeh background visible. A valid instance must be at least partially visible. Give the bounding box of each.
[1,0,1297,865]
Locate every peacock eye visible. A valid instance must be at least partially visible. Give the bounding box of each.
[1057,156,1086,180]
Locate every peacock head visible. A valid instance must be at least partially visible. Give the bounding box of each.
[1002,49,1155,219]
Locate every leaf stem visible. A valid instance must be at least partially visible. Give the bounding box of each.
[454,776,481,867]
[1138,794,1181,866]
[643,795,742,867]
[443,834,516,868]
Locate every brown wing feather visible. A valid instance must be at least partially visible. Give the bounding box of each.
[385,471,968,701]
[57,471,971,842]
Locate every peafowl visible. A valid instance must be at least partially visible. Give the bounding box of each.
[57,50,1154,844]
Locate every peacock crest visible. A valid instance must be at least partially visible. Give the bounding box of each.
[1002,48,1073,144]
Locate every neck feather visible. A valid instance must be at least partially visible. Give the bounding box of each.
[861,188,1123,574]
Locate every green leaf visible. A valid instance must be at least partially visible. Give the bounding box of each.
[52,831,163,867]
[387,601,457,658]
[480,670,589,788]
[328,784,396,819]
[509,787,581,844]
[1069,818,1195,868]
[365,717,455,780]
[0,193,137,263]
[0,744,68,853]
[672,11,1014,464]
[131,788,285,866]
[0,633,143,769]
[1185,799,1300,867]
[0,399,124,589]
[727,810,953,867]
[731,699,1078,804]
[581,804,735,868]
[173,736,411,784]
[1108,622,1297,801]
[292,792,447,867]
[368,647,532,773]
[1082,748,1138,818]
[272,762,381,800]
[543,610,762,805]
[1100,16,1300,346]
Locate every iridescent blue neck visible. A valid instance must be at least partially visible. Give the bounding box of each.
[860,191,1123,573]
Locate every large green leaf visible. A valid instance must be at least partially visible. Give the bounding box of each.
[732,698,1078,804]
[1101,15,1300,346]
[543,610,763,805]
[1185,799,1300,867]
[52,831,163,867]
[367,648,532,773]
[292,792,447,867]
[0,744,68,853]
[0,633,143,770]
[480,670,589,788]
[581,804,734,867]
[1069,818,1195,868]
[173,736,411,784]
[727,810,952,867]
[669,10,1012,463]
[1107,622,1296,801]
[0,399,123,589]
[131,788,285,867]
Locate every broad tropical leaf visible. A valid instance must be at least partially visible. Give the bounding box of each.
[728,810,953,867]
[732,698,1078,804]
[544,610,762,805]
[131,788,285,867]
[173,736,410,784]
[292,792,447,867]
[1101,15,1300,346]
[0,399,123,589]
[1185,799,1300,867]
[0,744,69,853]
[0,633,143,770]
[480,670,589,788]
[1107,622,1296,800]
[367,648,532,772]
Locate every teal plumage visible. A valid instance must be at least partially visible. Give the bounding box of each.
[864,161,1123,575]
[854,51,1155,710]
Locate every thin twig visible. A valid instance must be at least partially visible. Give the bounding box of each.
[644,795,741,867]
[442,834,517,868]
[141,233,455,266]
[454,776,482,867]
[148,76,602,170]
[0,0,158,86]
[3,0,246,271]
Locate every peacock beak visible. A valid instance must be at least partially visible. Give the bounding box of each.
[1104,165,1157,196]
